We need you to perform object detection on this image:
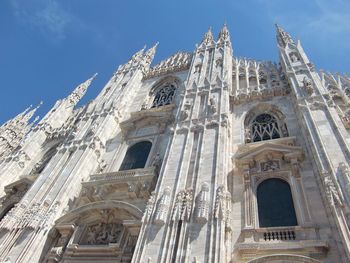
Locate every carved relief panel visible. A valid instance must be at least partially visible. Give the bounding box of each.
[81,222,124,245]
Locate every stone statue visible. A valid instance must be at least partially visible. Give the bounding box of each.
[290,53,299,63]
[209,97,217,113]
[303,76,313,95]
[152,153,162,172]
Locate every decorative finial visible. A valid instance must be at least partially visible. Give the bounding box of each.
[201,27,214,45]
[143,42,159,66]
[67,74,97,106]
[275,24,294,47]
[218,23,230,43]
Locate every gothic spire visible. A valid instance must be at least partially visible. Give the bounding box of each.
[218,23,230,42]
[217,23,232,48]
[20,101,42,125]
[200,27,215,46]
[67,73,98,106]
[0,102,42,157]
[275,24,294,47]
[130,45,146,63]
[143,42,159,66]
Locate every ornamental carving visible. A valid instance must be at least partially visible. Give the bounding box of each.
[249,113,283,142]
[322,171,343,207]
[339,162,350,193]
[209,97,217,114]
[154,187,171,225]
[290,52,300,63]
[303,76,314,95]
[172,189,193,222]
[151,153,162,174]
[261,160,280,172]
[195,183,210,223]
[143,192,156,223]
[145,52,192,79]
[81,223,123,245]
[214,186,232,230]
[151,84,176,108]
[14,150,31,168]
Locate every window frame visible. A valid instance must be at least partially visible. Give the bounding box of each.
[119,140,153,171]
[251,172,304,229]
[256,177,298,228]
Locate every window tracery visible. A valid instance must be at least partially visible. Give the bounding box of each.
[151,83,176,108]
[251,113,281,142]
[244,105,289,143]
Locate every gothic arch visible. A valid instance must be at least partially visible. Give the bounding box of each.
[246,254,321,263]
[55,200,143,225]
[43,201,143,262]
[147,76,182,109]
[243,103,288,143]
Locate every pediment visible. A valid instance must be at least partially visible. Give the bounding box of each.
[235,137,304,167]
[120,104,175,135]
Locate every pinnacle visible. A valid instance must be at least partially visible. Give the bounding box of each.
[218,23,231,42]
[201,27,214,45]
[91,73,98,80]
[144,42,159,64]
[275,24,294,47]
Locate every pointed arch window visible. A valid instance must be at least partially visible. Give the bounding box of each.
[251,113,281,142]
[119,141,152,171]
[151,83,176,108]
[257,178,297,227]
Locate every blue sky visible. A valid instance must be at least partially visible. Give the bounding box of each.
[1,0,349,124]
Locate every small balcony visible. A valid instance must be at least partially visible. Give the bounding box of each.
[81,167,157,202]
[236,226,328,261]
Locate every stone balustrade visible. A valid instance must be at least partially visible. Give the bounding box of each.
[88,166,156,184]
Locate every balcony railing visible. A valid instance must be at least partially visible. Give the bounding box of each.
[237,226,328,259]
[87,166,157,184]
[263,229,296,241]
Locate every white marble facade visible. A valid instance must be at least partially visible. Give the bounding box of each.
[0,25,349,263]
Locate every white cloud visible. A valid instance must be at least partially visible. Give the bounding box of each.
[11,0,72,43]
[258,0,350,49]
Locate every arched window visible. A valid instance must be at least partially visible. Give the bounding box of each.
[119,141,152,171]
[151,83,176,108]
[257,178,297,227]
[251,113,281,142]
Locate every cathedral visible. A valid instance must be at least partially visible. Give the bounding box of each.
[0,24,350,263]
